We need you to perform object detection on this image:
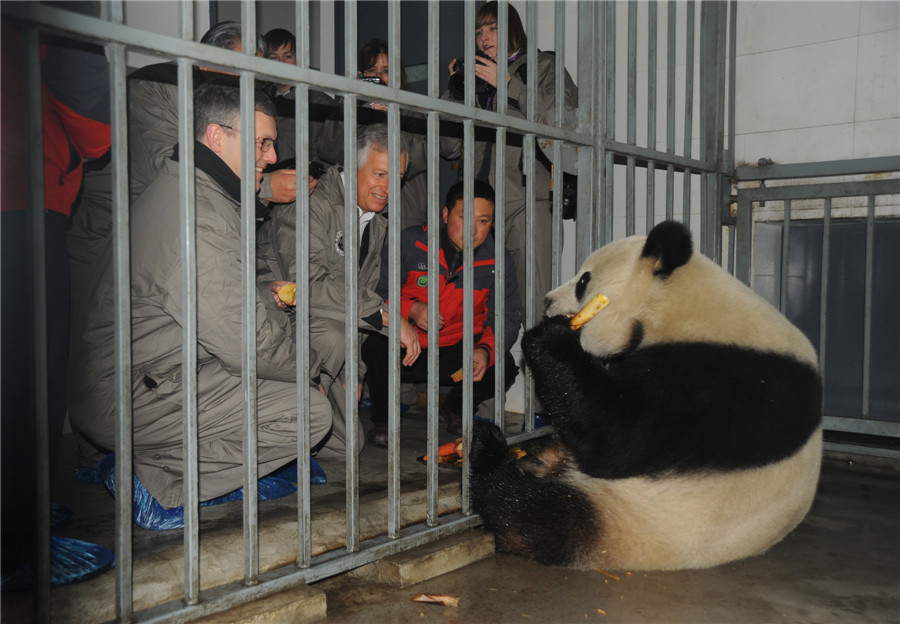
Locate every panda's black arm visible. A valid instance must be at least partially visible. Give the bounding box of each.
[522,316,629,425]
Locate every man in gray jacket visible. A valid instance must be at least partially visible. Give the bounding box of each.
[68,84,333,515]
[259,123,420,459]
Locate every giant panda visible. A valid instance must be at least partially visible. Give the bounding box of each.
[470,220,823,571]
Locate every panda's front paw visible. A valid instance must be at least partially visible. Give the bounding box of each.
[470,420,510,475]
[522,316,581,365]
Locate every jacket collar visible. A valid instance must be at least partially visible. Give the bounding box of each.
[171,141,268,217]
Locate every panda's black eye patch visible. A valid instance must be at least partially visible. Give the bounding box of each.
[575,272,591,301]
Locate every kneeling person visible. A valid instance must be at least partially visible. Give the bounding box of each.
[362,180,521,443]
[68,84,333,526]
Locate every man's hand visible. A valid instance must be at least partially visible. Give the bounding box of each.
[409,301,444,331]
[262,169,299,204]
[270,280,294,309]
[307,175,318,196]
[473,347,490,382]
[398,317,421,366]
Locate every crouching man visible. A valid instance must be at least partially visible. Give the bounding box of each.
[362,179,521,442]
[68,84,333,528]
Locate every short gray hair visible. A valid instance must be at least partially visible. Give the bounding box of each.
[357,123,412,171]
[200,21,267,56]
[194,84,276,140]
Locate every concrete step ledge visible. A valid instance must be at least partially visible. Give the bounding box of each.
[191,585,327,624]
[37,481,462,623]
[348,528,495,588]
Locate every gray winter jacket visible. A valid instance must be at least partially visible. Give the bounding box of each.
[68,148,332,507]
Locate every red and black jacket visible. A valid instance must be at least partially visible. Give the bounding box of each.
[375,223,521,367]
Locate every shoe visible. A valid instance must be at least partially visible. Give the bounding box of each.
[443,408,462,436]
[50,503,74,532]
[367,423,389,447]
[0,537,115,591]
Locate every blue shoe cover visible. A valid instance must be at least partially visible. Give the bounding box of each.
[0,537,115,592]
[50,503,74,532]
[76,465,102,484]
[309,458,327,485]
[100,454,326,530]
[98,453,185,530]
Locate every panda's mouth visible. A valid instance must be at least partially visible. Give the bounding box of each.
[568,292,610,330]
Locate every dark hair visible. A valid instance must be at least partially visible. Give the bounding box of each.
[265,28,296,54]
[444,179,496,211]
[358,38,409,90]
[200,21,266,56]
[194,83,276,140]
[357,123,412,171]
[476,2,527,55]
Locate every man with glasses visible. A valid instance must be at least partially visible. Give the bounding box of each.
[67,84,333,529]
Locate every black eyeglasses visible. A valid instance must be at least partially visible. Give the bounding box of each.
[217,123,275,153]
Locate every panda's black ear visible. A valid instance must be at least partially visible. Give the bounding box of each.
[641,221,693,277]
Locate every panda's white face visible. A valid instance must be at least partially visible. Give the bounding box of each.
[545,236,651,358]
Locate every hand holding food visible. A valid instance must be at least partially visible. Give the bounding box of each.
[276,282,296,306]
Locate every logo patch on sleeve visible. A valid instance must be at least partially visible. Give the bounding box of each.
[416,276,428,287]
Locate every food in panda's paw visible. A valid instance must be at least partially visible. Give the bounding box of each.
[569,292,610,330]
[277,282,297,306]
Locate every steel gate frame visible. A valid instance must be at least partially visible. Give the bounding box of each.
[2,1,738,621]
[732,156,900,460]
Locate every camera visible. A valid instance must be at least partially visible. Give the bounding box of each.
[358,74,386,86]
[448,49,494,99]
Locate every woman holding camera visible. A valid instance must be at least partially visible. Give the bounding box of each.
[441,1,577,324]
[317,39,428,231]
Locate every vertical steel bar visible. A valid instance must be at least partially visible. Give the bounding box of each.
[464,2,476,109]
[524,3,538,427]
[646,1,658,230]
[779,200,792,315]
[343,0,360,552]
[861,196,875,419]
[461,119,475,514]
[550,1,565,287]
[683,0,696,224]
[175,56,199,605]
[386,0,402,540]
[626,0,637,235]
[666,0,676,221]
[104,3,134,617]
[109,6,134,616]
[239,69,260,584]
[425,0,441,528]
[602,1,616,244]
[496,0,508,116]
[295,0,313,569]
[494,1,509,430]
[24,26,50,623]
[818,198,832,383]
[576,0,596,264]
[494,125,508,432]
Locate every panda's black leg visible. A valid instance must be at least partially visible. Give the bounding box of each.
[470,422,600,567]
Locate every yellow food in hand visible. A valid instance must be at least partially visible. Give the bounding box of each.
[277,283,297,306]
[569,292,610,330]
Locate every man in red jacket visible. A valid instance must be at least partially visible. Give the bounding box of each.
[361,180,520,443]
[1,2,115,590]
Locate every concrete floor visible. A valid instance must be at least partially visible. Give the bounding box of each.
[2,399,899,623]
[316,459,900,624]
